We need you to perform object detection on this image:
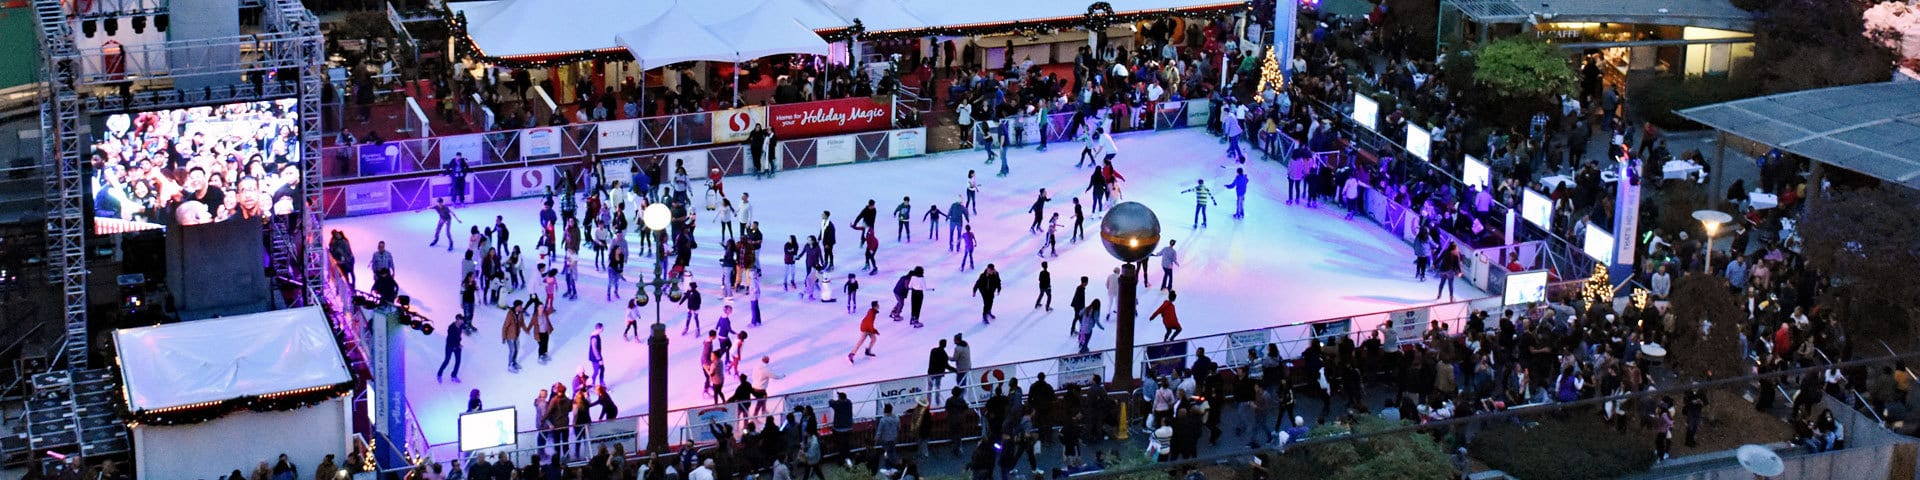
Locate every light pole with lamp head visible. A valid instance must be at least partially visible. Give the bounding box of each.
[1098,201,1160,440]
[640,202,675,455]
[1692,209,1732,274]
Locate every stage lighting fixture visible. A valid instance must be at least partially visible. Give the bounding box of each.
[104,18,118,36]
[82,19,96,37]
[155,14,168,32]
[132,16,146,33]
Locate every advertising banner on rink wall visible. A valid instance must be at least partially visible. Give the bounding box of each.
[711,106,768,143]
[888,128,925,158]
[520,127,563,158]
[597,119,640,152]
[767,96,893,137]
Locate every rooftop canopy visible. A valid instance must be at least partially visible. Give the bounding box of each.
[1445,0,1755,31]
[114,306,351,413]
[1678,82,1920,190]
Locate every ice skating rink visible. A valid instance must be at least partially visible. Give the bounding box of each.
[328,127,1485,445]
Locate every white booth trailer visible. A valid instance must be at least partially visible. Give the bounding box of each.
[115,307,356,479]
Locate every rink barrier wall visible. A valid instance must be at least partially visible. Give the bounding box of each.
[318,124,928,219]
[372,283,1595,474]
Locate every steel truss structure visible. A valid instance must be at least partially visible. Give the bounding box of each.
[34,0,326,370]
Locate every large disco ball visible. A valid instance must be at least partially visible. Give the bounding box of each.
[1100,201,1161,263]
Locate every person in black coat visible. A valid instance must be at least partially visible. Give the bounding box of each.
[1028,372,1057,441]
[972,264,1002,323]
[928,340,956,390]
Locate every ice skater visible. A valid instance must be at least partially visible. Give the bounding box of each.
[562,256,580,300]
[1224,168,1250,219]
[849,301,881,362]
[1155,240,1180,291]
[1085,168,1109,213]
[922,204,946,241]
[947,197,969,252]
[856,221,880,275]
[426,198,460,251]
[844,274,861,314]
[894,196,913,242]
[1027,188,1052,234]
[1070,198,1086,242]
[680,282,704,335]
[801,236,824,300]
[889,272,911,321]
[438,313,465,382]
[819,211,838,271]
[1038,213,1062,258]
[965,170,980,214]
[588,324,605,386]
[1435,243,1462,301]
[1034,262,1053,311]
[782,235,799,290]
[1104,267,1120,323]
[501,300,526,371]
[1075,299,1104,353]
[958,226,977,271]
[908,267,931,328]
[1067,276,1088,334]
[971,264,1002,323]
[1180,180,1217,228]
[1151,291,1183,341]
[624,298,643,341]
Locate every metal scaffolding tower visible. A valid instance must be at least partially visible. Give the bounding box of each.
[32,0,326,371]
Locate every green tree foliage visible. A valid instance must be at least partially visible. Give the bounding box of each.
[1470,37,1578,101]
[1797,185,1920,334]
[1300,416,1456,480]
[1747,0,1894,93]
[1666,273,1748,379]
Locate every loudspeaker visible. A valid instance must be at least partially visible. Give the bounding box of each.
[103,17,117,36]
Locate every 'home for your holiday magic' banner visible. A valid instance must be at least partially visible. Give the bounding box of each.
[766,96,893,137]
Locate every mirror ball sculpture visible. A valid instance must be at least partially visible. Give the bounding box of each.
[1100,201,1162,262]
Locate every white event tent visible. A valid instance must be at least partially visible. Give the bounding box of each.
[115,307,354,480]
[449,0,1243,60]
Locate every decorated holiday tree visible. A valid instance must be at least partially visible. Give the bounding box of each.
[1257,46,1284,94]
[1580,263,1614,307]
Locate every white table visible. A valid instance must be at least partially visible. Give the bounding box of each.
[1540,175,1574,191]
[1663,160,1704,180]
[1749,190,1779,210]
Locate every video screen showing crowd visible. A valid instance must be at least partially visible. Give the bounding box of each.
[88,98,303,234]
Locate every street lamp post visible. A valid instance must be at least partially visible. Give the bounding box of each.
[1692,209,1732,275]
[640,203,674,455]
[1098,201,1160,440]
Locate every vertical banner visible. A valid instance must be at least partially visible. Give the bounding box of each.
[520,127,563,158]
[598,119,641,152]
[1613,154,1643,267]
[441,133,485,167]
[711,106,768,143]
[888,128,926,158]
[1056,352,1106,387]
[766,96,894,137]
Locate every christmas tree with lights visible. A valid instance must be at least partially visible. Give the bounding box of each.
[1257,46,1284,94]
[1581,263,1615,307]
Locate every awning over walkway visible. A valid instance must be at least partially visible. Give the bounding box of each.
[1677,82,1920,189]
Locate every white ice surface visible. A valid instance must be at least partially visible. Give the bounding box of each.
[327,127,1485,445]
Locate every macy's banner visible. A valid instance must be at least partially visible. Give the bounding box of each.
[767,95,893,137]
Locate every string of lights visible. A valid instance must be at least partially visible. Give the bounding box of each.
[125,382,356,426]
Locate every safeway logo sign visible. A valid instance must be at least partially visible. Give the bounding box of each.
[518,169,545,189]
[767,97,894,137]
[710,106,766,143]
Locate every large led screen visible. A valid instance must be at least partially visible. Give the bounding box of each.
[1405,124,1431,160]
[1504,271,1549,305]
[89,98,302,234]
[1351,93,1377,131]
[1583,221,1615,265]
[458,407,518,452]
[1462,155,1490,189]
[1521,189,1553,230]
